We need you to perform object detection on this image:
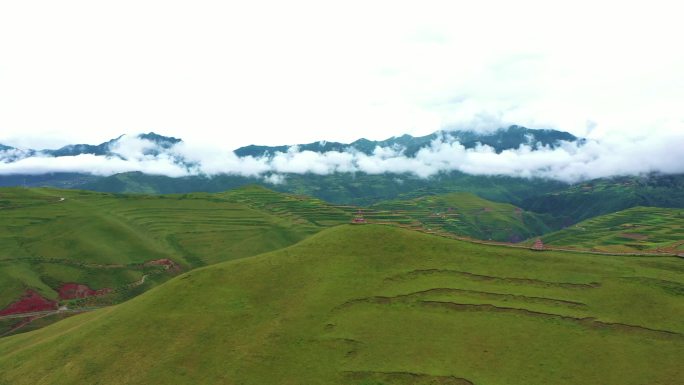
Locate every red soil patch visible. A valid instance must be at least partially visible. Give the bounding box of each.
[620,233,648,240]
[0,290,57,316]
[58,283,112,300]
[145,258,181,272]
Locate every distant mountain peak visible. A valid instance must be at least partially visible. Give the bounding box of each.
[234,125,579,158]
[136,132,182,147]
[14,132,184,159]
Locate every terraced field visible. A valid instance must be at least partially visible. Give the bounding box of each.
[0,225,681,385]
[371,192,551,242]
[0,186,353,335]
[225,189,552,243]
[539,206,684,253]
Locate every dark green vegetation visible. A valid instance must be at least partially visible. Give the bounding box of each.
[520,174,684,224]
[0,225,682,385]
[74,170,568,206]
[538,206,684,253]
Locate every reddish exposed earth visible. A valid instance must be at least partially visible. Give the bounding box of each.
[145,258,181,272]
[0,290,57,316]
[57,283,112,300]
[2,259,179,317]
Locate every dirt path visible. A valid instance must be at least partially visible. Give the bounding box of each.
[0,306,100,322]
[130,274,148,287]
[0,307,101,337]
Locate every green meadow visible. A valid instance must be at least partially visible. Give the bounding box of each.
[0,186,551,318]
[0,186,350,313]
[0,225,682,384]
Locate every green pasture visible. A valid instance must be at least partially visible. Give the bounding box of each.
[0,186,351,312]
[0,225,681,385]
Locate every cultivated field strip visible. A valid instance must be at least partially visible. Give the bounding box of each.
[541,206,684,253]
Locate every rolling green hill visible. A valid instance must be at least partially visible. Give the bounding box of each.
[0,186,553,318]
[29,171,684,230]
[538,206,684,253]
[0,186,352,331]
[0,225,682,385]
[371,192,551,242]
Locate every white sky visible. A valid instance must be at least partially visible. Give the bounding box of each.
[1,0,683,150]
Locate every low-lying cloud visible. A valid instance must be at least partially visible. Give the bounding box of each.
[1,131,683,184]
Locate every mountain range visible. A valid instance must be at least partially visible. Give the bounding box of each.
[1,125,575,162]
[2,125,683,227]
[0,132,182,160]
[234,125,579,157]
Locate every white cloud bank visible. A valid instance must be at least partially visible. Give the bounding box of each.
[1,1,683,149]
[1,131,683,183]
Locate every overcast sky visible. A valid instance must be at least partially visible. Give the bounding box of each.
[1,1,682,151]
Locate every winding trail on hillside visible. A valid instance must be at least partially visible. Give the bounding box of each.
[0,307,101,337]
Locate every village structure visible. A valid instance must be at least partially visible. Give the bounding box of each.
[351,210,367,224]
[531,238,545,251]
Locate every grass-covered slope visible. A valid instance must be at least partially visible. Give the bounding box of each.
[0,185,549,320]
[1,225,682,385]
[0,186,350,312]
[521,174,684,225]
[372,192,551,242]
[539,206,684,253]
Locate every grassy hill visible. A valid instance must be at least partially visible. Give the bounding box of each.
[0,186,352,331]
[538,206,684,253]
[371,192,551,242]
[0,225,682,385]
[0,186,552,323]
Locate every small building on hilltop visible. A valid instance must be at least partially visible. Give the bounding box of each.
[531,238,545,251]
[351,210,367,224]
